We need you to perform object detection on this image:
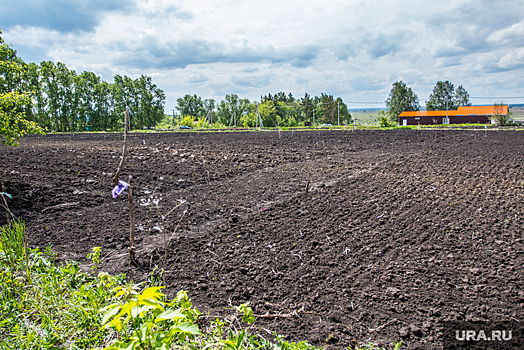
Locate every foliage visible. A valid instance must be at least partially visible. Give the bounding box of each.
[426,80,455,111]
[176,94,205,118]
[113,74,166,130]
[0,30,165,133]
[376,110,394,127]
[217,94,252,127]
[155,114,176,129]
[0,31,44,146]
[0,220,124,349]
[0,90,44,146]
[454,85,471,108]
[1,222,321,350]
[99,288,202,349]
[180,115,195,128]
[350,341,403,350]
[236,302,255,324]
[301,93,314,122]
[240,111,257,127]
[426,81,471,111]
[385,81,419,123]
[489,103,511,126]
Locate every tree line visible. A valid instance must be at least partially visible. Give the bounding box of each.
[1,33,165,133]
[384,80,472,123]
[176,91,352,128]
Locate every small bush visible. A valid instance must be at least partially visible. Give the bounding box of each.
[180,116,195,128]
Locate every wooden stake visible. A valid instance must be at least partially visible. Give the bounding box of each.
[1,183,9,225]
[128,186,136,266]
[112,110,129,186]
[112,109,138,267]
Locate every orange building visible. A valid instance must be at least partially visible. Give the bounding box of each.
[398,105,509,125]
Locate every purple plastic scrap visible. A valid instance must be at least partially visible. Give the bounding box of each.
[112,180,129,198]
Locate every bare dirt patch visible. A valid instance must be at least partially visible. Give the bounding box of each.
[2,129,523,349]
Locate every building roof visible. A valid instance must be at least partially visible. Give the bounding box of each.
[456,105,508,116]
[399,105,509,118]
[400,110,458,117]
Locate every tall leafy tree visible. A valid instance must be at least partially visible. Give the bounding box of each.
[426,80,455,111]
[426,81,471,110]
[134,75,165,128]
[0,30,43,146]
[454,85,471,107]
[316,93,336,124]
[74,71,99,131]
[301,93,314,122]
[203,99,215,123]
[385,81,420,123]
[336,97,352,125]
[257,101,277,127]
[217,94,250,126]
[176,94,205,118]
[95,81,118,130]
[113,74,135,128]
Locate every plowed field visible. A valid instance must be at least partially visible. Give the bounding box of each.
[2,129,523,349]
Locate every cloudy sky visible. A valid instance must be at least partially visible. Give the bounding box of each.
[2,0,524,112]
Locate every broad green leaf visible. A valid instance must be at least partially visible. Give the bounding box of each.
[155,309,185,321]
[170,322,202,335]
[101,304,121,325]
[121,301,137,317]
[140,299,164,310]
[138,322,151,340]
[139,286,164,301]
[131,305,155,318]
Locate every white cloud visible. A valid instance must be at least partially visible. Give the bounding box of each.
[488,20,524,45]
[2,0,524,110]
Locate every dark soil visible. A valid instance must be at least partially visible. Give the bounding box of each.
[2,129,523,349]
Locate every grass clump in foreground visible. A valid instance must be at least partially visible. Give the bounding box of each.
[0,220,401,349]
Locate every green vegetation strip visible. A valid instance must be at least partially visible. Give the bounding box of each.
[0,220,401,349]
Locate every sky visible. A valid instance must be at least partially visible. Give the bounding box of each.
[2,0,524,112]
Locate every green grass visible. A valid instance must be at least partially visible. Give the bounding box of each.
[0,221,124,349]
[350,110,382,126]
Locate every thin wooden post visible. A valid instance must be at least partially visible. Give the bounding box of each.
[112,109,138,267]
[128,187,136,265]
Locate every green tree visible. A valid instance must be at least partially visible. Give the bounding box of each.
[93,81,118,130]
[216,94,250,126]
[257,101,277,127]
[176,94,205,118]
[301,93,314,123]
[112,74,135,128]
[426,81,471,111]
[0,30,44,145]
[385,81,420,123]
[180,115,194,127]
[377,110,393,127]
[490,103,511,126]
[316,93,336,124]
[133,75,166,129]
[74,71,99,131]
[426,80,455,111]
[336,97,352,125]
[454,85,471,107]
